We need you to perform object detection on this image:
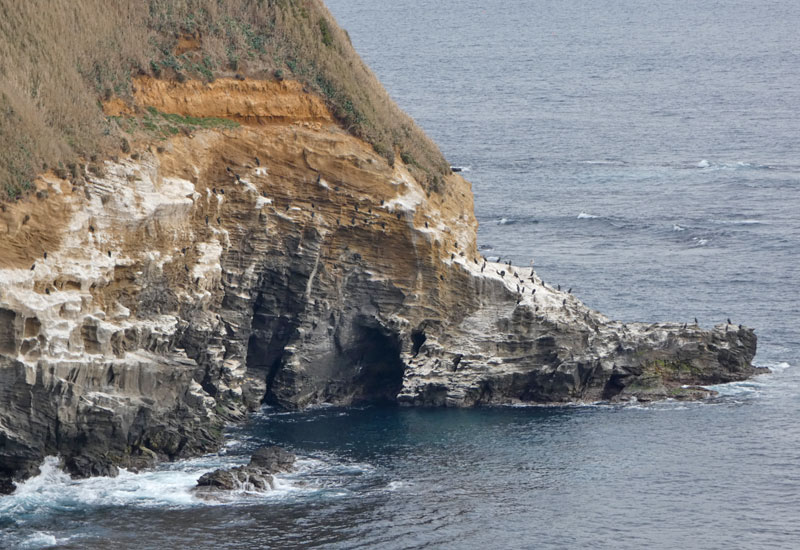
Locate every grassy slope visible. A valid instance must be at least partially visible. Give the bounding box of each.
[0,0,449,200]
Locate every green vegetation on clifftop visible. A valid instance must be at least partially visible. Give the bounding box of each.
[0,0,449,199]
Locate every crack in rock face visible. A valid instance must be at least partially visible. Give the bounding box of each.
[0,79,760,491]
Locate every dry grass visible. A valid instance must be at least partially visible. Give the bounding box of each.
[0,0,449,200]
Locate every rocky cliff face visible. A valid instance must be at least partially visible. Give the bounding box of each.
[0,78,759,492]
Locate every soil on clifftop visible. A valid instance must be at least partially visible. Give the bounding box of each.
[0,0,449,201]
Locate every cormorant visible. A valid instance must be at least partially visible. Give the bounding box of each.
[727,318,732,324]
[500,270,505,277]
[568,288,572,294]
[255,157,260,166]
[30,263,35,270]
[43,252,47,259]
[557,284,561,291]
[694,317,698,325]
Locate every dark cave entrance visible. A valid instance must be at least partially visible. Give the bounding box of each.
[602,373,627,400]
[411,329,427,357]
[348,325,406,405]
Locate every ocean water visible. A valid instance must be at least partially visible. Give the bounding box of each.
[3,0,800,548]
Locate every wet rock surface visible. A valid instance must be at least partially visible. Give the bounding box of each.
[195,446,296,494]
[0,78,760,492]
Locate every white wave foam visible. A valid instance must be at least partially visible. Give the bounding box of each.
[696,159,769,171]
[0,455,254,518]
[711,218,765,226]
[386,481,410,492]
[498,217,509,225]
[19,532,61,549]
[672,224,686,231]
[761,361,792,372]
[1,450,378,519]
[581,159,627,166]
[577,211,599,219]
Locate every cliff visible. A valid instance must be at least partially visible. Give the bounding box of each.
[0,76,760,492]
[0,3,760,493]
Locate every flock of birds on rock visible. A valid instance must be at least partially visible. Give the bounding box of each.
[26,156,740,333]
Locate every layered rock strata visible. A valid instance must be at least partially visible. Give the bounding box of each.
[0,78,759,492]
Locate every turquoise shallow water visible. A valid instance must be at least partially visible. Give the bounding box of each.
[3,1,800,548]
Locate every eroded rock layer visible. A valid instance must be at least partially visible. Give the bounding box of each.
[0,79,759,491]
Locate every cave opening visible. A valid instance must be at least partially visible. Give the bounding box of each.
[350,325,406,405]
[602,373,627,400]
[411,329,427,357]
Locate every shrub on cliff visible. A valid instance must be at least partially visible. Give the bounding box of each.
[0,0,449,200]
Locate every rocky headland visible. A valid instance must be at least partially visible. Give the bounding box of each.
[0,6,761,493]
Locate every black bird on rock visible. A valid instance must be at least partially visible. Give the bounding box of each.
[255,157,260,166]
[694,317,698,325]
[727,318,732,325]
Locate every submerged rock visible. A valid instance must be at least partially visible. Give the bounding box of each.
[195,446,295,494]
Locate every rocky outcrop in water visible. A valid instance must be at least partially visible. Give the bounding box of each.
[195,446,295,494]
[0,77,759,493]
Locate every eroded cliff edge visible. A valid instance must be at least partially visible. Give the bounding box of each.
[0,78,759,492]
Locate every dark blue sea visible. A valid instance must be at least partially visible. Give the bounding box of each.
[2,1,799,548]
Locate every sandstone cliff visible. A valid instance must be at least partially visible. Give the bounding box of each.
[0,77,759,493]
